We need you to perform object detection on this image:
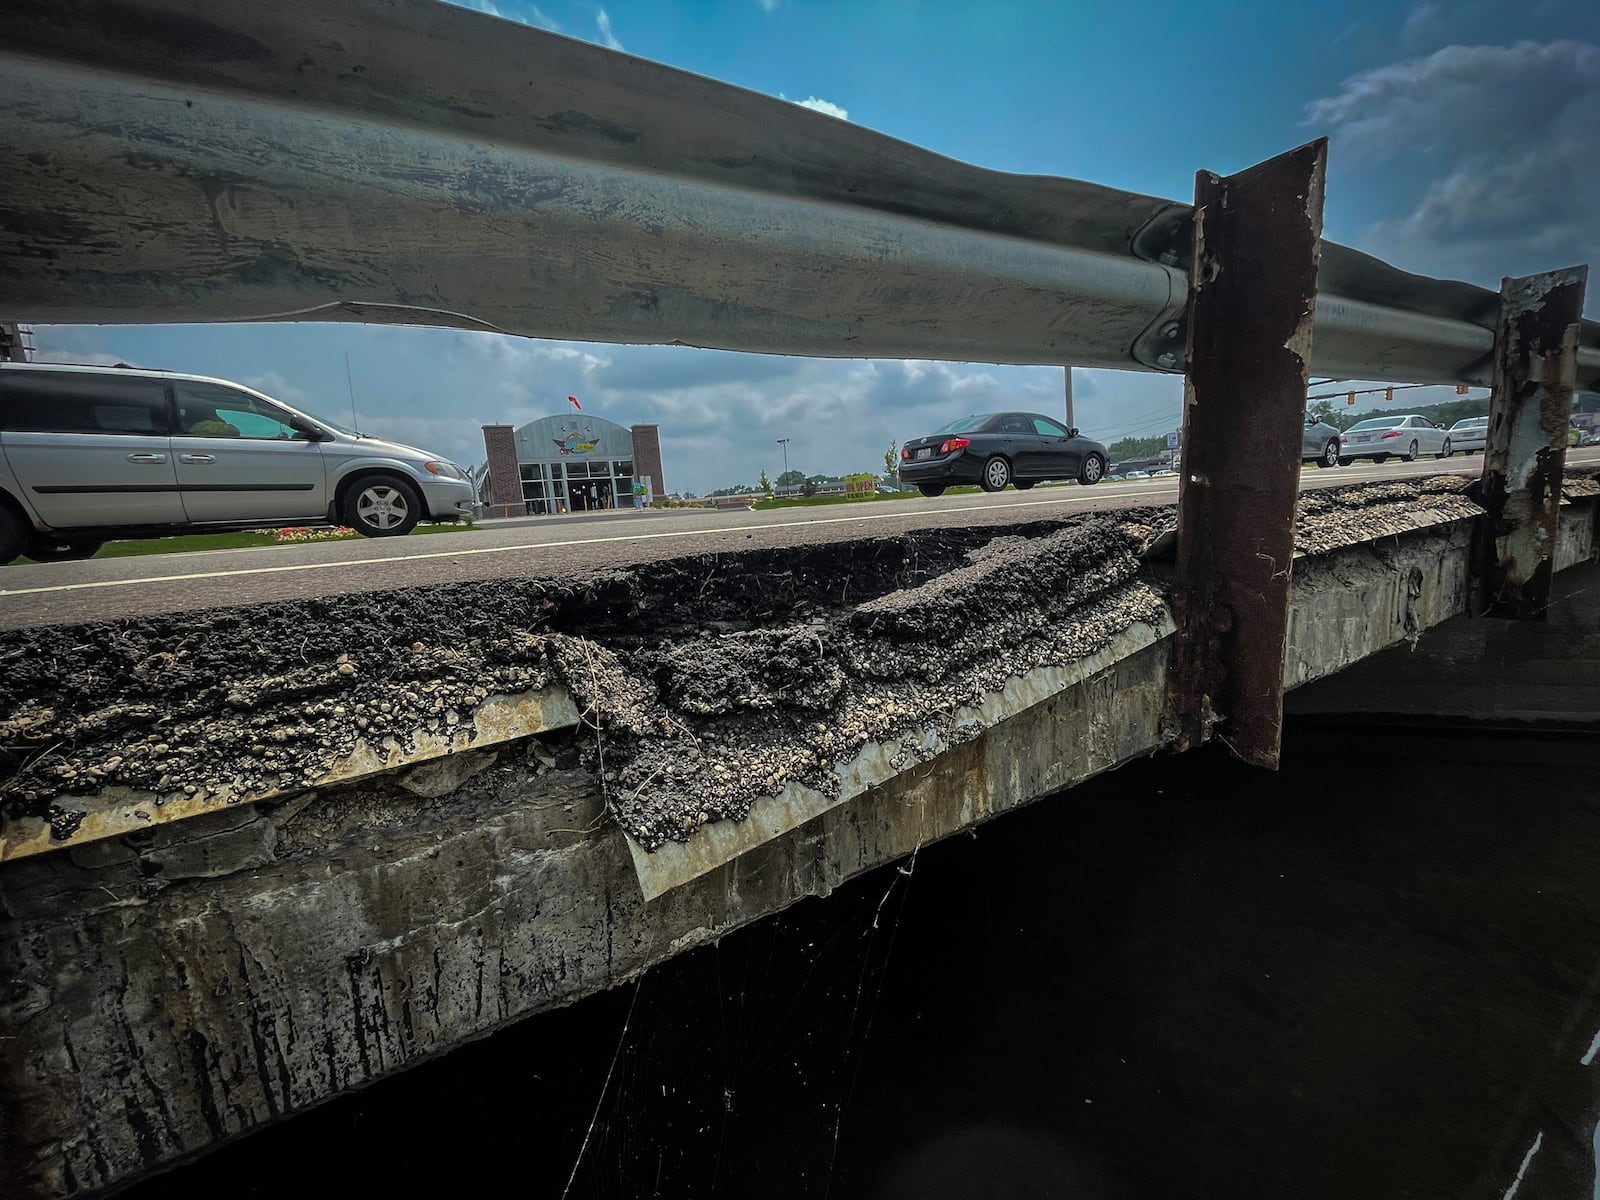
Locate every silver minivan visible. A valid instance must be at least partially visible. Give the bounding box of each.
[0,363,478,564]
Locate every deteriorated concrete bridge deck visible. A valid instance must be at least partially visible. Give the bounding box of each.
[2,473,1597,1198]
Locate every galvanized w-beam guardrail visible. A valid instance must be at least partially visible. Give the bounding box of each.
[2,0,1597,392]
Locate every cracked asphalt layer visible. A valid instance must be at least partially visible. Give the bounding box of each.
[1,466,1593,850]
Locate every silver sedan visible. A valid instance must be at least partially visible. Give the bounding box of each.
[1339,414,1453,464]
[1448,416,1489,453]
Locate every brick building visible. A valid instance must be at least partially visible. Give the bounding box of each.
[481,413,666,517]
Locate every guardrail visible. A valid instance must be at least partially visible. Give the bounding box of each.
[1,0,1596,391]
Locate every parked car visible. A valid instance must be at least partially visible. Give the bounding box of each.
[1123,470,1150,479]
[1303,415,1343,468]
[1338,414,1452,464]
[1448,416,1489,453]
[898,411,1108,496]
[0,362,478,565]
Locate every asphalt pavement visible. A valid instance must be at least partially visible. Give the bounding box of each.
[3,450,1596,630]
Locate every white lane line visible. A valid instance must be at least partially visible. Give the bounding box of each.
[0,453,1517,602]
[0,488,1157,599]
[1503,1131,1543,1200]
[1581,1025,1600,1066]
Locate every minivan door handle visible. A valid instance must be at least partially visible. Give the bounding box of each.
[178,453,216,465]
[126,452,168,464]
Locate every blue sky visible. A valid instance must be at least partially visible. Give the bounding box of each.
[35,0,1600,493]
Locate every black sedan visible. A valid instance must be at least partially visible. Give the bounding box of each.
[899,412,1109,497]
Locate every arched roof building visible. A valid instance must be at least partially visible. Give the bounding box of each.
[482,413,664,516]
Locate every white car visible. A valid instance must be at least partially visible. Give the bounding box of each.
[1339,414,1453,464]
[1448,416,1489,453]
[0,362,479,564]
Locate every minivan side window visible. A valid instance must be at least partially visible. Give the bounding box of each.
[173,382,301,440]
[0,371,171,435]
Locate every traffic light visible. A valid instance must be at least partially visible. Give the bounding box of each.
[1346,392,1356,406]
[1384,388,1394,403]
[1455,385,1469,395]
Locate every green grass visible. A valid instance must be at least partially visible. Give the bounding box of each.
[753,486,982,511]
[17,522,475,564]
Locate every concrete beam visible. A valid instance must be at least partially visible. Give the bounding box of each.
[3,495,1594,1199]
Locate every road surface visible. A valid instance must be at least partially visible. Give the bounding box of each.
[3,451,1595,630]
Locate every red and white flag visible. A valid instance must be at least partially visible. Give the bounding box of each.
[567,395,582,411]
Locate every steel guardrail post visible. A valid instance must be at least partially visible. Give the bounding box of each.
[1472,266,1589,620]
[1165,139,1327,769]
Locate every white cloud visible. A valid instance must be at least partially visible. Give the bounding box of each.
[796,96,849,120]
[1402,1,1442,46]
[1305,40,1600,162]
[444,0,560,32]
[27,348,132,367]
[29,320,1186,496]
[596,9,624,50]
[1305,40,1600,288]
[759,0,781,10]
[243,370,314,411]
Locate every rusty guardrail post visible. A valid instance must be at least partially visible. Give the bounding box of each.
[1472,266,1588,620]
[1165,139,1327,769]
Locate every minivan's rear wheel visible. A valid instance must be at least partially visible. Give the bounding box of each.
[1079,453,1106,485]
[26,538,103,562]
[1317,439,1339,468]
[0,502,32,566]
[917,483,946,498]
[343,475,423,537]
[980,456,1011,492]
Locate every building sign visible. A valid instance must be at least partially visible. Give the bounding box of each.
[550,422,601,455]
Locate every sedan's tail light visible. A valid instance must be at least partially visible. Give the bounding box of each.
[1380,430,1401,439]
[900,447,912,461]
[940,436,971,454]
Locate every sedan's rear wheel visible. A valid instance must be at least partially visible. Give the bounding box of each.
[1372,453,1389,464]
[980,456,1011,492]
[1436,438,1452,460]
[1403,440,1419,462]
[1317,439,1340,468]
[343,474,423,537]
[1079,453,1106,485]
[917,483,946,498]
[1338,456,1353,467]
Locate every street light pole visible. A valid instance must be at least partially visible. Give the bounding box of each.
[776,438,790,485]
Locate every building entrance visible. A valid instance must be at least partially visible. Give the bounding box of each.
[567,479,614,512]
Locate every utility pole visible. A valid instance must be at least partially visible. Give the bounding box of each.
[776,438,790,483]
[1063,366,1075,431]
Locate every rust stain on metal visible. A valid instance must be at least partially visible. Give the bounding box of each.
[1473,266,1587,620]
[1165,139,1327,769]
